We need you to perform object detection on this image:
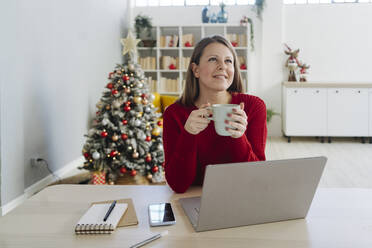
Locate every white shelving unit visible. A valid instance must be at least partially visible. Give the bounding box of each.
[137,24,250,95]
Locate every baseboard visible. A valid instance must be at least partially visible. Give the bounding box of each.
[1,156,84,216]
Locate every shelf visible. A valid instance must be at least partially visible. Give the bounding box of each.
[138,24,249,94]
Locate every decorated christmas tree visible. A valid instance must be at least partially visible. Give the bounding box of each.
[80,31,164,184]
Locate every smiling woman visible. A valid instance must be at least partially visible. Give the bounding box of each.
[162,35,267,193]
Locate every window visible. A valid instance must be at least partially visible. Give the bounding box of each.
[284,0,371,4]
[135,0,255,7]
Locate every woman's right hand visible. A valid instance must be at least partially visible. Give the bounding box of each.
[184,103,211,135]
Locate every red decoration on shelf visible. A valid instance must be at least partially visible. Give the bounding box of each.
[157,120,163,127]
[240,64,247,70]
[110,150,117,157]
[122,119,128,125]
[106,83,114,89]
[124,106,131,112]
[130,170,137,176]
[145,136,151,142]
[152,166,159,173]
[145,155,152,163]
[121,134,128,140]
[231,41,238,47]
[101,131,108,138]
[120,167,127,174]
[83,152,90,158]
[169,64,176,70]
[122,75,130,81]
[185,41,192,47]
[111,89,118,95]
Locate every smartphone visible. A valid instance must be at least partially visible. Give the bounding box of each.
[148,203,176,226]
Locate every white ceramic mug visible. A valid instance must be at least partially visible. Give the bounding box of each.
[206,104,239,136]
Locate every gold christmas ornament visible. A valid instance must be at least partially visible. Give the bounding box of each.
[105,105,111,110]
[133,96,142,104]
[132,151,139,158]
[147,174,153,180]
[125,88,131,94]
[137,112,143,118]
[108,181,114,185]
[142,99,148,105]
[152,127,161,136]
[112,135,119,141]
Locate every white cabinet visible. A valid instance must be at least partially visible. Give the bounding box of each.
[137,24,250,95]
[327,88,369,136]
[282,82,372,142]
[284,88,327,136]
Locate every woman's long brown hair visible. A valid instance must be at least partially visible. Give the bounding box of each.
[178,35,243,107]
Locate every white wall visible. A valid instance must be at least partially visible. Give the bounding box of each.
[133,2,372,136]
[284,3,372,82]
[0,0,129,206]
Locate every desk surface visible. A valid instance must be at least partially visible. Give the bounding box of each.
[1,185,372,248]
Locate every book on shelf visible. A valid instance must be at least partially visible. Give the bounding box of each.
[181,57,191,70]
[147,76,158,92]
[159,77,180,93]
[160,35,179,47]
[139,57,156,70]
[182,33,194,47]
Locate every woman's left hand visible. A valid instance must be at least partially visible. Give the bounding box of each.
[226,102,248,138]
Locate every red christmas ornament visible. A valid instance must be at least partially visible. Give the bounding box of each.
[152,166,159,173]
[185,41,192,47]
[110,150,117,157]
[169,64,176,70]
[141,93,147,99]
[157,120,163,127]
[145,136,151,142]
[101,131,108,138]
[125,101,131,106]
[122,119,128,125]
[122,75,130,81]
[83,152,90,158]
[108,72,114,79]
[96,111,100,115]
[240,64,247,70]
[112,89,118,95]
[120,167,127,174]
[130,170,137,176]
[121,133,128,140]
[106,83,114,89]
[124,106,131,112]
[162,162,165,167]
[145,155,152,163]
[231,41,238,47]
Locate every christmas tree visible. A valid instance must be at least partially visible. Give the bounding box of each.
[80,31,164,184]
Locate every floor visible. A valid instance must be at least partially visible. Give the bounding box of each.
[59,136,372,188]
[266,136,372,188]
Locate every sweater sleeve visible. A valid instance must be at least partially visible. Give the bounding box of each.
[162,104,198,193]
[227,95,267,162]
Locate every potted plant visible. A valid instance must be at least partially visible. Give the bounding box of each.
[267,108,279,123]
[134,14,156,47]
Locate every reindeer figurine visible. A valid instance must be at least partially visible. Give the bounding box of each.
[298,63,310,82]
[284,44,300,82]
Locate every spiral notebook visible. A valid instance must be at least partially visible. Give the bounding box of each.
[75,203,128,235]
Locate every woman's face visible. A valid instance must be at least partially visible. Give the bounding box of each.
[192,42,234,93]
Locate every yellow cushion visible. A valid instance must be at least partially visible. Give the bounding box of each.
[152,92,161,113]
[161,95,178,112]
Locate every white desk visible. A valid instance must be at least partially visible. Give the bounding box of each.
[0,185,372,247]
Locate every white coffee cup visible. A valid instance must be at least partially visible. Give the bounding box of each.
[206,104,239,136]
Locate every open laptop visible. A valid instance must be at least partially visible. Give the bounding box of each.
[179,156,327,232]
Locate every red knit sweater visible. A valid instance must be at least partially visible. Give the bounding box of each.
[163,93,267,193]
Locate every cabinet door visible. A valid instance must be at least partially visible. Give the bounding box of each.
[284,88,327,136]
[327,88,369,136]
[369,89,372,136]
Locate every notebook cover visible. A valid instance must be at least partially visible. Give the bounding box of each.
[93,198,138,227]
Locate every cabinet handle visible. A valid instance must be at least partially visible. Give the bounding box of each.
[358,90,361,93]
[294,90,297,93]
[335,90,339,93]
[316,90,319,93]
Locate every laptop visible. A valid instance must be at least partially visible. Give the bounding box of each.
[179,156,327,232]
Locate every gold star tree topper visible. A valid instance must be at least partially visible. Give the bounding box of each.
[120,30,141,60]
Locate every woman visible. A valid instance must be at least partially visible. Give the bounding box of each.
[163,35,267,193]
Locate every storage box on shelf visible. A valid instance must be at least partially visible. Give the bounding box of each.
[138,24,250,96]
[282,82,372,143]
